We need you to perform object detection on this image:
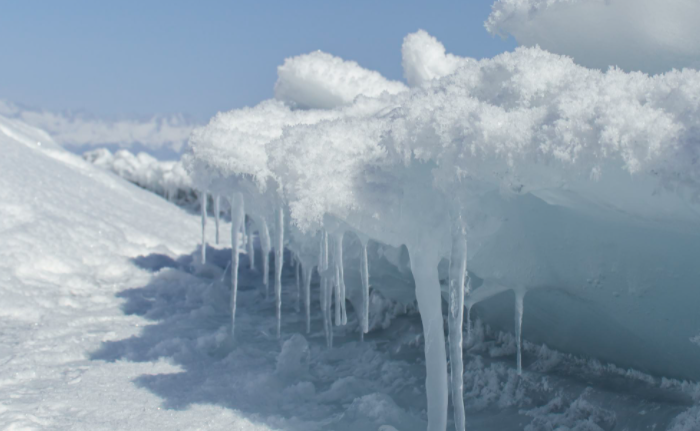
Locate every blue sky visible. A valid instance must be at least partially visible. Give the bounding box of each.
[0,1,515,121]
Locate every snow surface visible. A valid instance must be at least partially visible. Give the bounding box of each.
[485,0,700,74]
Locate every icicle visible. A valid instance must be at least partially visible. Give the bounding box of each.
[256,216,271,298]
[274,206,284,339]
[303,261,313,334]
[327,278,334,348]
[229,192,245,338]
[331,235,342,326]
[448,226,467,431]
[515,290,525,375]
[199,190,207,264]
[360,239,370,334]
[333,232,347,325]
[246,218,255,270]
[409,245,448,431]
[466,304,473,345]
[319,230,332,348]
[295,257,301,313]
[214,195,221,245]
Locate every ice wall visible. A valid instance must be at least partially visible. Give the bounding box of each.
[185,31,700,430]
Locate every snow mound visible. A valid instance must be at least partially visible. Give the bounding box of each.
[485,0,700,74]
[402,29,473,87]
[275,51,407,109]
[0,114,257,429]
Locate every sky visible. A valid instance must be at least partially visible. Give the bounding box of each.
[0,0,515,121]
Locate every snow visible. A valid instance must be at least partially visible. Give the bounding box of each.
[185,28,700,430]
[5,12,700,431]
[2,112,699,429]
[401,30,471,87]
[83,147,194,205]
[275,51,407,109]
[485,0,700,74]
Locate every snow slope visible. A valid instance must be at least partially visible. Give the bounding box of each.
[0,114,262,430]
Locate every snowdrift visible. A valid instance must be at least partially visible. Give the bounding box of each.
[186,30,700,431]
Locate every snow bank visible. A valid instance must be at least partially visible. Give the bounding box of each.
[0,114,252,430]
[485,0,700,74]
[186,30,700,431]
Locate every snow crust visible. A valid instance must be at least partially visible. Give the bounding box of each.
[485,0,700,74]
[186,28,700,430]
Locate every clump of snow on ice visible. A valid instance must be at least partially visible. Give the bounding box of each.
[275,333,310,381]
[523,388,616,431]
[345,393,407,426]
[318,376,375,404]
[402,29,472,87]
[668,406,700,431]
[275,51,407,109]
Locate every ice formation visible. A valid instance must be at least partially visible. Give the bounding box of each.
[229,192,245,337]
[185,30,700,431]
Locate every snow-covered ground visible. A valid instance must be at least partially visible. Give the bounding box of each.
[3,108,700,430]
[4,2,700,428]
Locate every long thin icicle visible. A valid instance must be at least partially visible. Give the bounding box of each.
[246,218,255,270]
[332,235,342,326]
[274,206,284,339]
[303,261,313,334]
[333,232,347,325]
[448,226,467,431]
[199,190,207,264]
[214,194,221,245]
[229,192,244,338]
[257,216,271,298]
[466,304,473,345]
[515,290,525,375]
[319,230,332,348]
[360,240,370,334]
[295,257,301,313]
[410,245,448,431]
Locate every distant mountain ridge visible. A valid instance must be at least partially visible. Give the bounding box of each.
[0,100,199,159]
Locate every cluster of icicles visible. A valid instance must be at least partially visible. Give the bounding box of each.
[195,190,529,431]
